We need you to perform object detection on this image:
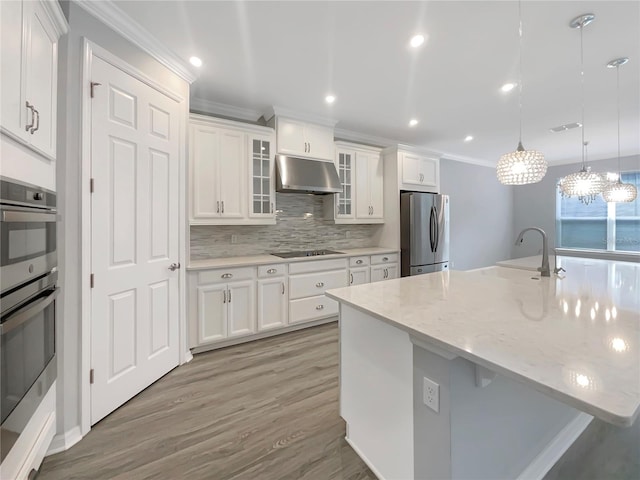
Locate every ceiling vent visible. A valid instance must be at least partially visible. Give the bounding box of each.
[549,122,582,133]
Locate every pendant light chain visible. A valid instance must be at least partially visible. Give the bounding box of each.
[616,64,621,173]
[579,24,586,168]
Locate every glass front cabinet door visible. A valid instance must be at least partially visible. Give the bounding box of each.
[335,148,355,220]
[249,134,275,220]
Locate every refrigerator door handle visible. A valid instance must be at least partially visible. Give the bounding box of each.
[429,206,436,252]
[433,205,439,252]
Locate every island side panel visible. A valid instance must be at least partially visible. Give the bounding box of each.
[340,304,414,480]
[448,358,591,479]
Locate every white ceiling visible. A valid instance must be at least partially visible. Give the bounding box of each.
[114,1,639,166]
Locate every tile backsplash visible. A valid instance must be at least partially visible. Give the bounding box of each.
[190,193,382,260]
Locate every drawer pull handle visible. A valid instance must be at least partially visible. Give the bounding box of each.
[356,259,363,265]
[316,304,324,310]
[316,282,324,287]
[221,273,233,279]
[382,257,389,262]
[350,273,354,284]
[267,268,277,274]
[282,283,285,295]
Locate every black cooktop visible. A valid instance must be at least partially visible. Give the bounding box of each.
[270,250,345,259]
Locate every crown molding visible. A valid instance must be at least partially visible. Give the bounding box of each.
[73,0,197,84]
[264,106,338,127]
[439,152,496,168]
[334,128,397,149]
[189,113,273,135]
[42,0,69,36]
[190,97,263,122]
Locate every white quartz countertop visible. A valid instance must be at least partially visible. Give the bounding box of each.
[187,247,398,270]
[326,257,640,427]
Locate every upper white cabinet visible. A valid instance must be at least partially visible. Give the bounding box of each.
[326,142,384,224]
[0,0,66,160]
[189,114,276,225]
[271,116,335,161]
[383,146,440,194]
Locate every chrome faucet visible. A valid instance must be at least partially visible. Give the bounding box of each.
[552,248,566,275]
[515,227,550,277]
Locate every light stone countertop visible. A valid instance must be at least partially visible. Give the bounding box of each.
[187,247,399,270]
[326,257,640,427]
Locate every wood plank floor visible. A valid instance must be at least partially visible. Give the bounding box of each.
[39,323,375,480]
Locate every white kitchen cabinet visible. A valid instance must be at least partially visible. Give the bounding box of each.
[257,276,288,331]
[0,0,66,161]
[288,258,348,325]
[401,153,439,191]
[189,267,257,347]
[249,134,275,219]
[370,264,399,282]
[273,116,334,161]
[349,267,370,286]
[189,115,276,225]
[326,142,384,224]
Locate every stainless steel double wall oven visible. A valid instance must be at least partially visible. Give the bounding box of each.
[0,177,58,461]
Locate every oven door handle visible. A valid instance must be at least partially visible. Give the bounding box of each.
[1,287,59,335]
[1,210,57,223]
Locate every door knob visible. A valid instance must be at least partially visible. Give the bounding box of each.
[168,262,181,271]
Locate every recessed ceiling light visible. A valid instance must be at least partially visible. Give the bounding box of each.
[325,94,336,104]
[464,135,474,142]
[189,56,203,68]
[409,119,419,127]
[410,34,425,48]
[501,82,516,93]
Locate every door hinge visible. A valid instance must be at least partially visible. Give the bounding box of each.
[90,273,94,288]
[90,82,102,98]
[90,369,94,384]
[90,178,94,193]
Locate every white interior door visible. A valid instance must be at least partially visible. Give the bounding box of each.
[90,55,180,425]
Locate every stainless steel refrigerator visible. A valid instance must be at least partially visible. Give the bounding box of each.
[400,192,450,276]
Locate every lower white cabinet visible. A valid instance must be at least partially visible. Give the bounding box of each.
[188,252,398,350]
[257,276,288,330]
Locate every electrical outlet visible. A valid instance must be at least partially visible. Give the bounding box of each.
[231,234,238,244]
[423,377,440,413]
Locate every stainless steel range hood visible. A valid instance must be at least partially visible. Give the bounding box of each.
[275,155,342,194]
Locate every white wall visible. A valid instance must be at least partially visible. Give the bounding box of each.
[512,155,640,258]
[440,159,515,270]
[55,0,189,438]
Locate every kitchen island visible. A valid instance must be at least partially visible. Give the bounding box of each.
[326,256,639,480]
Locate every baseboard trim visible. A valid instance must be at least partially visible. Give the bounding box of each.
[516,412,593,480]
[345,435,385,480]
[46,425,83,456]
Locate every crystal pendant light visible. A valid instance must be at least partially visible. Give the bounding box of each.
[559,14,606,204]
[602,57,637,203]
[496,0,547,185]
[559,142,606,205]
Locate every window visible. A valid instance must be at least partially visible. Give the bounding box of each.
[556,171,640,253]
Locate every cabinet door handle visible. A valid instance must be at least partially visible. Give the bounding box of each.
[282,282,285,295]
[221,273,233,279]
[356,259,363,265]
[228,289,231,302]
[316,304,324,310]
[271,202,274,214]
[223,290,226,303]
[308,142,311,152]
[30,108,40,134]
[267,268,277,274]
[217,201,220,213]
[25,101,35,131]
[316,282,324,288]
[221,201,224,213]
[350,273,353,284]
[384,268,388,279]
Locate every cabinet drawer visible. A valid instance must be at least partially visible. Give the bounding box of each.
[349,256,370,267]
[197,266,255,284]
[288,258,348,274]
[289,295,338,324]
[258,264,287,278]
[371,253,398,265]
[289,269,347,300]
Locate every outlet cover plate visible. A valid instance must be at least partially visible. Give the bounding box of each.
[423,377,440,413]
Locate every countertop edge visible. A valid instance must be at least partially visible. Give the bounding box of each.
[187,248,399,271]
[326,287,639,428]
